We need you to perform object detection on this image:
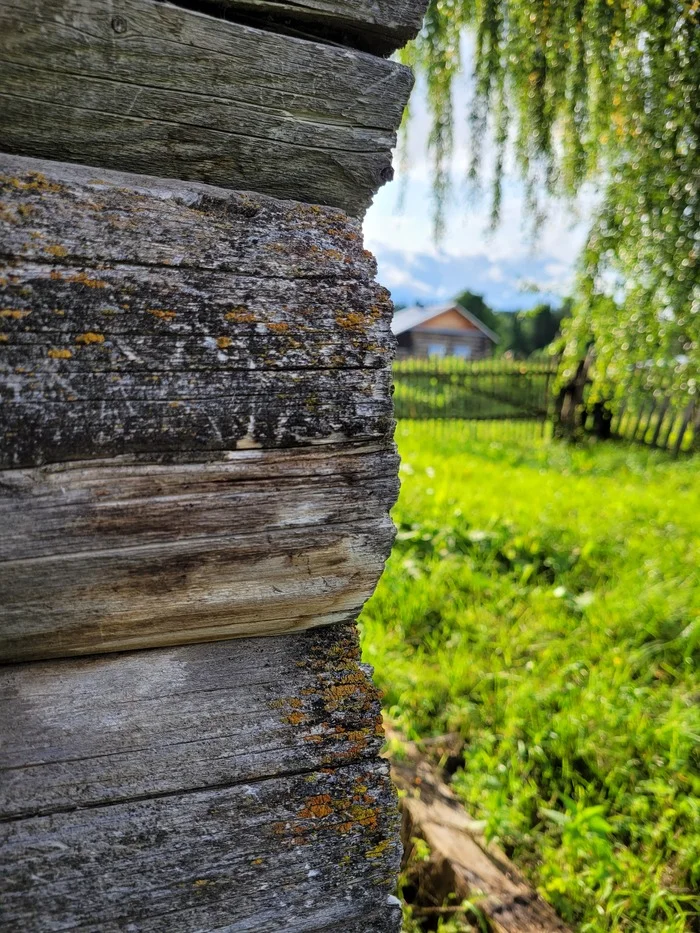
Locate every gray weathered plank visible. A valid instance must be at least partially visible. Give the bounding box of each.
[0,443,399,560]
[0,0,414,214]
[388,728,572,932]
[0,625,402,932]
[0,450,397,662]
[182,0,426,55]
[0,155,396,468]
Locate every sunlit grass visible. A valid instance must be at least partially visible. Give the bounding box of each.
[360,422,700,932]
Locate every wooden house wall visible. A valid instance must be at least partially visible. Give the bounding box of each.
[399,330,494,359]
[0,0,429,928]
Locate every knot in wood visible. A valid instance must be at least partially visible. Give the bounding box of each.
[111,15,127,34]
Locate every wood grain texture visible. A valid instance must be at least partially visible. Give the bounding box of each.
[0,155,399,662]
[0,0,414,214]
[0,154,396,469]
[0,448,397,662]
[0,624,403,932]
[179,0,427,55]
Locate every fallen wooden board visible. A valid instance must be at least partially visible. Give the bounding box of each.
[184,0,427,55]
[0,0,414,214]
[0,624,403,932]
[388,730,572,933]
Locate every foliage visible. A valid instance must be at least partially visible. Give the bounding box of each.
[401,0,699,413]
[360,423,700,931]
[454,289,502,334]
[453,288,569,357]
[501,301,570,357]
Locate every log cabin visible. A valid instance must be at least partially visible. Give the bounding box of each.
[393,302,499,359]
[0,1,429,929]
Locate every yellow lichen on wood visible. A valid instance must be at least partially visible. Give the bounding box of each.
[75,332,105,345]
[285,712,305,726]
[2,171,63,193]
[225,307,256,323]
[68,272,107,288]
[47,348,73,359]
[365,839,391,859]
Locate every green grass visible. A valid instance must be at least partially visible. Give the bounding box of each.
[360,422,700,932]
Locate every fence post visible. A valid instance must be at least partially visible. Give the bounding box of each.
[672,401,695,457]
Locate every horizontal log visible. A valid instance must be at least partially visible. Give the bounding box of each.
[0,0,414,213]
[0,443,399,560]
[0,156,380,279]
[0,625,403,932]
[0,448,397,662]
[0,155,396,468]
[179,0,426,55]
[1,394,393,467]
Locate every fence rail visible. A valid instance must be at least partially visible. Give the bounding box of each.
[392,358,555,423]
[392,358,697,455]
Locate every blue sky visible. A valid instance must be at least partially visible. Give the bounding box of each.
[363,53,593,312]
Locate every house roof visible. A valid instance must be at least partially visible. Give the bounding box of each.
[391,302,499,343]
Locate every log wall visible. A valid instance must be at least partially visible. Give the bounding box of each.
[1,626,403,932]
[0,0,429,928]
[0,0,413,214]
[0,156,398,665]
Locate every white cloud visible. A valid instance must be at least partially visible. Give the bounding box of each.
[545,262,569,278]
[380,262,434,295]
[363,47,596,295]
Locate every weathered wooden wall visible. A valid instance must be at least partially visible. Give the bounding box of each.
[1,625,403,932]
[0,0,429,927]
[0,156,403,929]
[0,0,413,215]
[0,156,398,664]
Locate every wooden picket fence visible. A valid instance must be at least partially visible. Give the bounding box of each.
[392,358,554,423]
[392,358,697,455]
[603,397,697,456]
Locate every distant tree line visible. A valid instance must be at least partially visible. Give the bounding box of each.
[454,289,570,359]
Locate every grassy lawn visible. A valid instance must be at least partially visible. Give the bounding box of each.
[360,422,700,932]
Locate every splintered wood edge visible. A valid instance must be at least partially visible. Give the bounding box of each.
[0,445,399,662]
